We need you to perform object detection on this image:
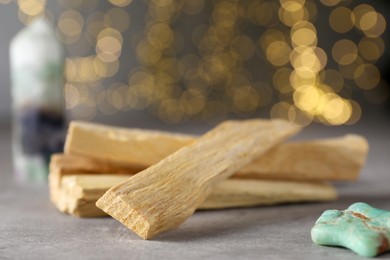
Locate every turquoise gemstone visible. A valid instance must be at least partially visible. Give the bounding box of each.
[311,202,390,257]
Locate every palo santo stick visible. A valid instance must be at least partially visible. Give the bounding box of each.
[237,134,368,181]
[201,179,337,209]
[65,121,368,181]
[54,174,337,217]
[50,153,143,174]
[48,154,141,204]
[96,119,299,239]
[65,121,194,168]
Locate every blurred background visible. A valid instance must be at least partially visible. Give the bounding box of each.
[0,0,389,129]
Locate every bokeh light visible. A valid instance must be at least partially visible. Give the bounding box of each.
[7,0,387,125]
[329,7,354,33]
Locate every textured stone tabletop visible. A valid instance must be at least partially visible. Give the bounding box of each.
[1,116,390,260]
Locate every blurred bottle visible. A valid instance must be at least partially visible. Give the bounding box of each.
[10,18,66,183]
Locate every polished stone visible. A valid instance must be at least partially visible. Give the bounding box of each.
[311,202,390,257]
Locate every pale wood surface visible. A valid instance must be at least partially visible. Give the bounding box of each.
[53,174,337,217]
[201,179,337,209]
[96,119,300,239]
[50,153,143,174]
[48,153,141,204]
[237,134,368,181]
[65,121,368,181]
[65,121,194,168]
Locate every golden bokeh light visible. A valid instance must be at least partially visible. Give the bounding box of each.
[247,1,278,27]
[86,12,105,41]
[101,59,120,78]
[179,89,205,115]
[319,69,344,93]
[279,5,308,27]
[319,0,342,7]
[230,35,256,61]
[136,39,162,65]
[338,56,364,79]
[332,39,358,65]
[290,47,327,73]
[321,94,352,125]
[291,22,317,47]
[289,70,318,89]
[280,0,305,12]
[345,99,362,125]
[147,22,174,49]
[96,28,122,62]
[352,4,375,30]
[18,0,46,16]
[293,85,324,114]
[57,10,84,44]
[66,56,99,83]
[358,37,384,61]
[104,8,130,33]
[64,83,80,109]
[108,0,132,8]
[329,7,354,33]
[304,1,318,22]
[270,101,291,121]
[14,0,383,125]
[273,67,293,94]
[232,86,260,113]
[287,105,313,126]
[354,64,381,90]
[266,41,291,66]
[359,11,378,31]
[362,13,386,38]
[259,29,287,51]
[17,9,36,25]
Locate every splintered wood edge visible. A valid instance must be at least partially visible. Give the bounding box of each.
[96,191,152,239]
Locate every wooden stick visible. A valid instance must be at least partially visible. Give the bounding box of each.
[48,154,141,204]
[236,134,368,181]
[96,119,299,239]
[202,179,337,209]
[53,174,337,217]
[64,121,368,181]
[64,121,194,168]
[50,153,143,174]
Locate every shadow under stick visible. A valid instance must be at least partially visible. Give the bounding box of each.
[96,119,300,239]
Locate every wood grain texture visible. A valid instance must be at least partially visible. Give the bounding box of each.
[96,119,300,239]
[236,134,368,181]
[65,122,368,181]
[50,153,143,174]
[64,121,194,168]
[52,174,337,217]
[48,154,141,204]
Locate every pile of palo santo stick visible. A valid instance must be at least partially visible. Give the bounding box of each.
[49,119,368,239]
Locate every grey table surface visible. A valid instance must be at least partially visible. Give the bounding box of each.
[1,117,390,260]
